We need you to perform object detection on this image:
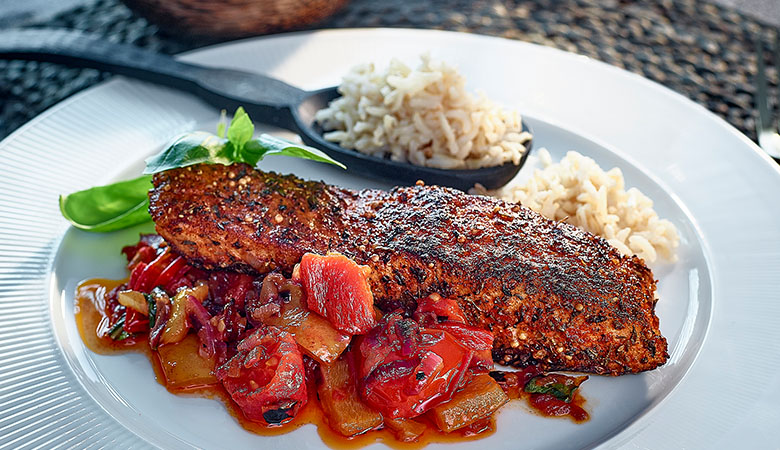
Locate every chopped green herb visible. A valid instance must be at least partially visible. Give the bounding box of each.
[524,374,588,403]
[145,292,158,328]
[108,315,131,341]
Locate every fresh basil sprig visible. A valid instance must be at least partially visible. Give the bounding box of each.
[145,107,344,173]
[59,107,345,232]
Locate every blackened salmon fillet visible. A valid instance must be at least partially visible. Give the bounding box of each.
[150,163,668,375]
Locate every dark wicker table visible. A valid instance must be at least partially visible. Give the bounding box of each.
[0,0,778,143]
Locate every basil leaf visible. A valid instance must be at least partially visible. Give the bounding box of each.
[144,132,230,174]
[226,106,254,151]
[241,134,347,169]
[59,175,153,232]
[524,374,587,402]
[524,379,573,401]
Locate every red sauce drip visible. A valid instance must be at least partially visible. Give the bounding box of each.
[529,394,589,422]
[491,368,590,423]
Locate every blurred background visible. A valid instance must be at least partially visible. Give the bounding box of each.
[0,0,778,143]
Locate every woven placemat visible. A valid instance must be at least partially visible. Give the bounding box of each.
[0,0,778,142]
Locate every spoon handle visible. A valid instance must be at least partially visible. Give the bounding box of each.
[0,28,306,130]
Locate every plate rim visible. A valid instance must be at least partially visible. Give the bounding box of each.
[1,26,778,450]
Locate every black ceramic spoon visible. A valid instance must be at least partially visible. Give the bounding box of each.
[0,28,533,190]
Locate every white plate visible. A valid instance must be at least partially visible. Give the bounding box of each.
[1,29,779,450]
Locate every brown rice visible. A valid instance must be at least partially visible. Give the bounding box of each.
[473,149,680,263]
[315,54,532,169]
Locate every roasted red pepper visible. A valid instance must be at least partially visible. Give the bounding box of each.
[356,311,473,419]
[430,321,494,371]
[215,326,308,425]
[128,262,146,291]
[125,245,156,271]
[414,294,494,371]
[155,256,188,291]
[414,294,467,324]
[132,249,176,292]
[123,308,149,333]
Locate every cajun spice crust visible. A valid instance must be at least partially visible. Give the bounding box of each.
[149,163,668,376]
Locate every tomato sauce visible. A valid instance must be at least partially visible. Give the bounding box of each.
[490,368,589,423]
[74,279,146,353]
[529,394,588,422]
[75,278,588,448]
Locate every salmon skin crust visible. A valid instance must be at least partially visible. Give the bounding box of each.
[150,163,668,376]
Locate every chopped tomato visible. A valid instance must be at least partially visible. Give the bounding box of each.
[431,322,494,371]
[123,308,148,333]
[155,256,188,291]
[294,252,376,335]
[356,311,473,419]
[131,249,176,292]
[215,326,307,425]
[413,294,494,371]
[413,294,467,325]
[430,321,493,351]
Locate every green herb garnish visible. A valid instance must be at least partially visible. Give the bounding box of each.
[59,175,153,233]
[524,374,588,402]
[107,315,131,341]
[145,291,158,328]
[59,107,345,232]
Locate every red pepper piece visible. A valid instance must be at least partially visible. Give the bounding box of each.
[124,245,156,271]
[413,294,495,372]
[155,256,187,290]
[128,262,147,291]
[430,321,494,371]
[122,234,164,266]
[133,250,175,292]
[430,321,493,351]
[123,308,149,333]
[163,263,192,294]
[216,326,308,425]
[413,294,467,325]
[356,312,473,419]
